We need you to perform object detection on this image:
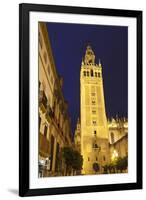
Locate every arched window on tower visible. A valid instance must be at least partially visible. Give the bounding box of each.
[95,72,97,77]
[91,69,93,77]
[87,71,89,76]
[83,71,86,76]
[111,132,115,144]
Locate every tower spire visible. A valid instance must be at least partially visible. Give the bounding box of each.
[99,59,101,67]
[84,45,95,65]
[81,57,84,65]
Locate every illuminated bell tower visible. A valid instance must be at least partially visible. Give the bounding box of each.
[80,45,110,174]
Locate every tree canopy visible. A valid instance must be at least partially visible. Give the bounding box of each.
[62,147,83,174]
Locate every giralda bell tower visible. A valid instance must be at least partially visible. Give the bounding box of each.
[80,45,110,174]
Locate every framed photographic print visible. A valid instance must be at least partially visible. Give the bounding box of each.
[19,3,142,196]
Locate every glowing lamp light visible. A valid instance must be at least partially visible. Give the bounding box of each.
[111,150,118,161]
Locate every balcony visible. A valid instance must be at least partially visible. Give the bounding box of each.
[45,105,54,123]
[39,91,47,113]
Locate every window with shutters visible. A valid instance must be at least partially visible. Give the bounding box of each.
[44,125,48,137]
[111,132,115,143]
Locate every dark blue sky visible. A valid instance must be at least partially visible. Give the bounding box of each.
[46,22,128,134]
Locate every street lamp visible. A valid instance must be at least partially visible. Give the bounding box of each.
[45,157,51,171]
[39,159,45,177]
[38,156,51,177]
[111,149,118,162]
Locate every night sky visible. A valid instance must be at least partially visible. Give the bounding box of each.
[46,22,128,135]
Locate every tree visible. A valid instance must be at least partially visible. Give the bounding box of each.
[102,156,128,174]
[103,162,116,174]
[62,147,83,176]
[93,162,100,173]
[116,156,128,172]
[62,147,74,175]
[102,164,108,174]
[72,150,83,174]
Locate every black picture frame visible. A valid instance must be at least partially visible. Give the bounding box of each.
[19,3,143,197]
